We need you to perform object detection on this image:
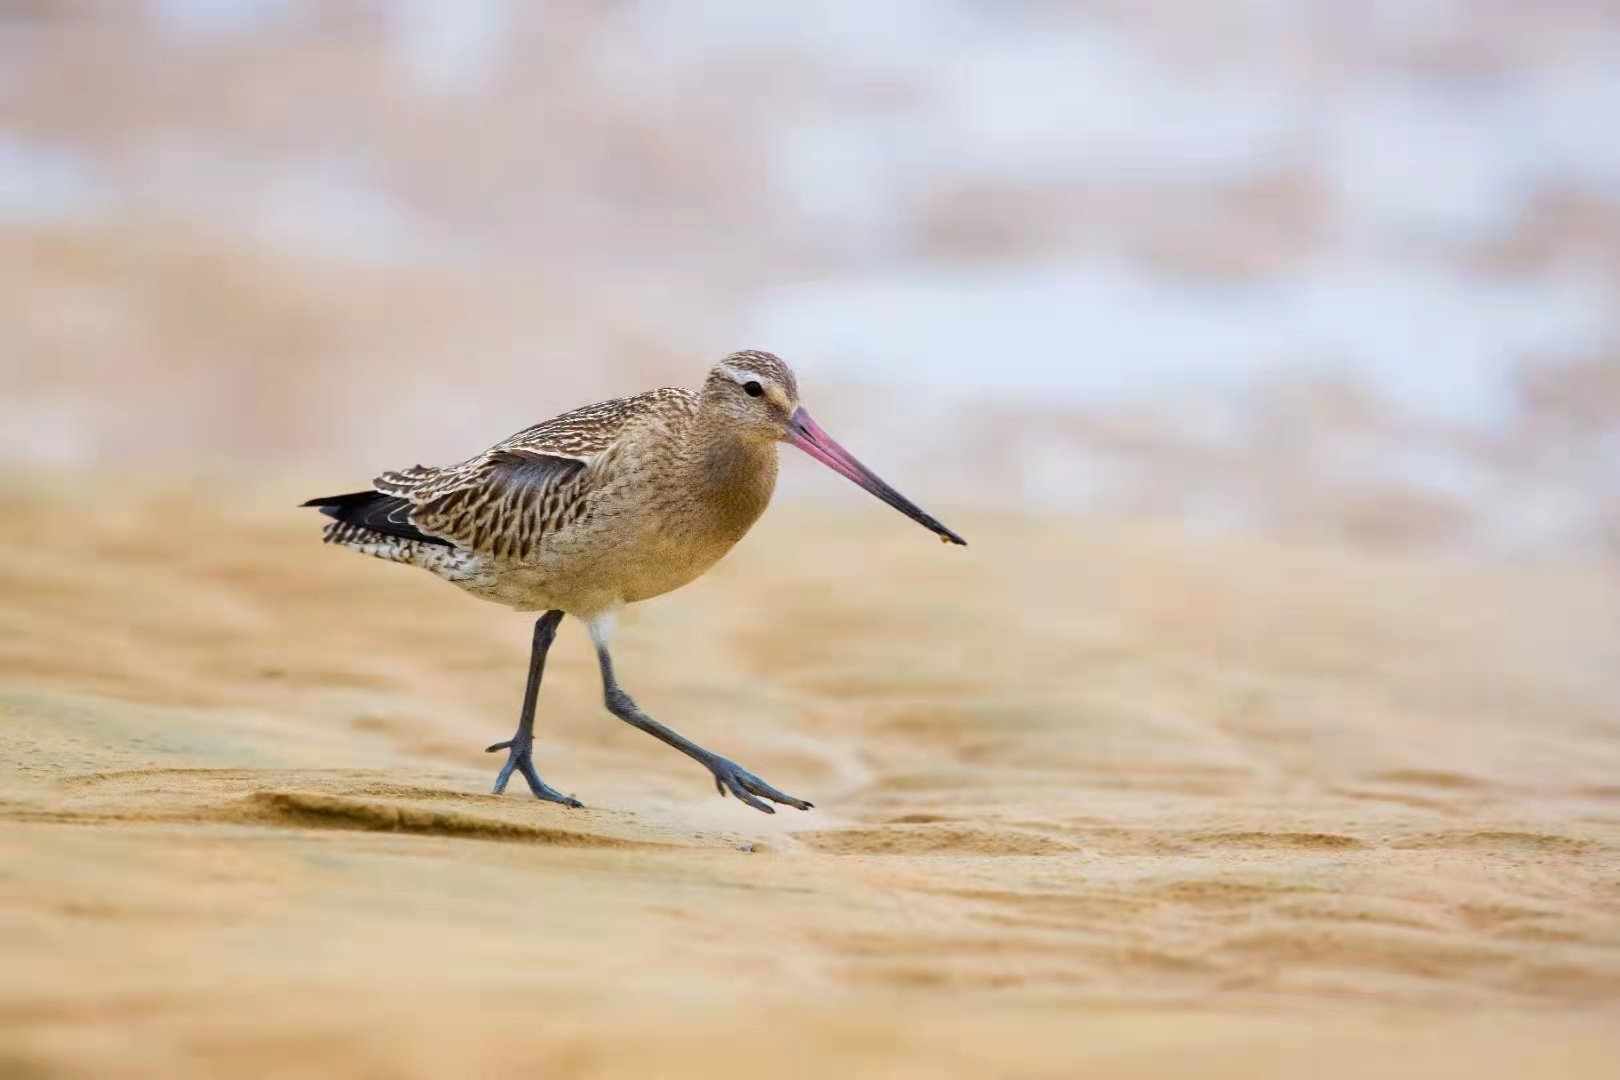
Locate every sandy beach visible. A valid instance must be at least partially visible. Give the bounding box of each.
[5,1,1620,1074]
[0,482,1615,1077]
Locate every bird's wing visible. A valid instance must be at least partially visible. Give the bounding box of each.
[372,387,697,558]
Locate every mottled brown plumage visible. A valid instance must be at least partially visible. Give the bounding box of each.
[304,350,963,814]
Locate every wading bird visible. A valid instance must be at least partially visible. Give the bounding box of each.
[304,351,965,813]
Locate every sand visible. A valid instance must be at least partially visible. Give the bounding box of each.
[2,481,1618,1078]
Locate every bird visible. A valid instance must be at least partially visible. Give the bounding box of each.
[303,350,965,814]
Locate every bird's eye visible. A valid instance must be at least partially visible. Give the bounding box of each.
[743,380,764,397]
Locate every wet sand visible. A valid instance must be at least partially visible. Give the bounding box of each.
[2,482,1618,1077]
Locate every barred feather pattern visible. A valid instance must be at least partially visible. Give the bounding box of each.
[317,521,490,583]
[322,388,698,564]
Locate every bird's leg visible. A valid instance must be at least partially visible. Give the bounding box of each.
[486,610,581,807]
[593,640,812,815]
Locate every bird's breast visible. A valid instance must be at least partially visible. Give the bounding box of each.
[606,438,778,603]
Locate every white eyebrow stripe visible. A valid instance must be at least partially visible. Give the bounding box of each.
[719,364,759,384]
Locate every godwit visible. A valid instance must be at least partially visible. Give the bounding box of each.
[304,350,965,813]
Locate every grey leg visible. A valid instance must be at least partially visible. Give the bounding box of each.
[486,610,580,807]
[595,644,812,815]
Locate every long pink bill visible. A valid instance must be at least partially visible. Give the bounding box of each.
[786,407,967,546]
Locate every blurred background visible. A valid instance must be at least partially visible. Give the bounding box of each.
[6,9,1620,1075]
[4,0,1618,557]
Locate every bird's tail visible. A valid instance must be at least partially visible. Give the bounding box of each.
[301,490,451,547]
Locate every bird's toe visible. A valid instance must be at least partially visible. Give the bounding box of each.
[710,759,812,814]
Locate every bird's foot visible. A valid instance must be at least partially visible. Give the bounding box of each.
[706,757,813,815]
[485,733,582,807]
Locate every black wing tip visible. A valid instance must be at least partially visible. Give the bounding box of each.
[302,492,373,524]
[301,493,359,509]
[300,490,452,548]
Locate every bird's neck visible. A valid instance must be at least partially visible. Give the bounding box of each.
[682,409,779,540]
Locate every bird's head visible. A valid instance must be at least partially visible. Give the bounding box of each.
[703,349,967,546]
[703,349,802,438]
